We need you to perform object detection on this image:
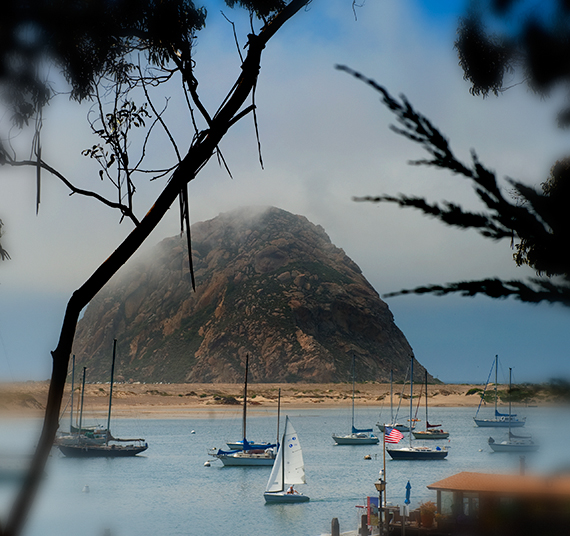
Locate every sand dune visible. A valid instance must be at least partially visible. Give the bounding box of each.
[0,381,500,419]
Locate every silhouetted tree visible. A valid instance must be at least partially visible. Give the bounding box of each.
[337,0,570,307]
[0,220,8,260]
[456,0,570,127]
[0,1,310,534]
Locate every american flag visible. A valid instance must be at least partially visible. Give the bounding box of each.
[385,427,404,444]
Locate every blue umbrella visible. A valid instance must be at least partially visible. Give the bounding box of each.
[404,481,411,505]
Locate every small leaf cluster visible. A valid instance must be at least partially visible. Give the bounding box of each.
[455,1,570,127]
[0,0,207,123]
[82,101,150,176]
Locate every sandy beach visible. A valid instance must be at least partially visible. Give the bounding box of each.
[0,381,498,419]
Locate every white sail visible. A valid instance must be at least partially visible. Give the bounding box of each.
[265,439,284,493]
[265,416,305,493]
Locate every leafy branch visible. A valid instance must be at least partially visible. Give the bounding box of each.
[336,64,570,306]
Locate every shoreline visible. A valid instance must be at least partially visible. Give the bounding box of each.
[0,381,551,419]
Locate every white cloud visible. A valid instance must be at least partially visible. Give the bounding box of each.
[1,0,568,381]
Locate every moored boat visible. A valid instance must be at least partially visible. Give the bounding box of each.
[386,445,448,460]
[210,360,278,466]
[412,371,449,440]
[474,355,526,428]
[377,370,413,433]
[58,340,148,458]
[210,446,277,466]
[332,356,379,445]
[55,355,108,447]
[488,368,538,453]
[386,356,449,460]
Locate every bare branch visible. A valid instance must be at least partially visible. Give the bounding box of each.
[221,11,244,63]
[6,158,140,225]
[138,64,181,163]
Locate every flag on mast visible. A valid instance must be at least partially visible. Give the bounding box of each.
[385,427,404,444]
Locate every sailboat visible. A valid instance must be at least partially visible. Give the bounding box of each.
[58,340,148,458]
[474,355,526,428]
[412,371,449,440]
[377,370,413,433]
[488,368,539,453]
[210,356,278,466]
[225,354,274,451]
[55,366,107,447]
[332,356,379,445]
[264,416,309,503]
[56,356,107,447]
[386,356,449,460]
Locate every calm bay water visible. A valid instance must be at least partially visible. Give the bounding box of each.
[1,404,570,536]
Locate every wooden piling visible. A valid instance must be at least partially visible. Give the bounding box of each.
[360,514,369,536]
[331,517,340,536]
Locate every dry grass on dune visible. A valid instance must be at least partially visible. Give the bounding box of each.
[0,381,517,419]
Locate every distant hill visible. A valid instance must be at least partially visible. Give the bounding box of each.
[73,206,425,384]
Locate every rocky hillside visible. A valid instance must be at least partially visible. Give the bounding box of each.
[73,206,424,384]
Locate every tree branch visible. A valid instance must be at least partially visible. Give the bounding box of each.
[4,2,310,534]
[6,158,140,226]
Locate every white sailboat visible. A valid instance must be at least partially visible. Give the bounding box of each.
[474,355,526,428]
[332,356,379,445]
[386,356,449,460]
[412,370,449,440]
[377,369,413,433]
[210,357,278,466]
[264,416,309,503]
[488,368,539,453]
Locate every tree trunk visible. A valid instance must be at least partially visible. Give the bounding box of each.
[2,2,310,534]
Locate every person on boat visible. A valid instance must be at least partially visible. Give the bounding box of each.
[287,486,297,494]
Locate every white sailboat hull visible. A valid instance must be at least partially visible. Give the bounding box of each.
[474,418,525,428]
[412,430,449,440]
[264,491,309,503]
[215,449,276,466]
[488,439,539,453]
[332,433,379,445]
[226,440,272,450]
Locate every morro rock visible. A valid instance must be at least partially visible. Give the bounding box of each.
[73,206,420,383]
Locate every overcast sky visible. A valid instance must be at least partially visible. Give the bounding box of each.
[1,0,569,384]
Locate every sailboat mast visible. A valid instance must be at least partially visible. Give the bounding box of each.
[409,356,414,447]
[351,355,356,433]
[276,388,281,446]
[494,355,499,418]
[280,416,288,492]
[243,354,249,442]
[106,339,117,446]
[390,370,394,424]
[424,370,428,430]
[508,367,512,436]
[78,367,86,436]
[70,355,75,434]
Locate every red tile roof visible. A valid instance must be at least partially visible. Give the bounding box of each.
[427,471,570,498]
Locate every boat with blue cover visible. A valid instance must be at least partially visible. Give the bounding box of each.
[332,356,379,445]
[210,357,278,466]
[474,355,526,428]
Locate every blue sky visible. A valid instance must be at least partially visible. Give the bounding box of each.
[0,0,569,384]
